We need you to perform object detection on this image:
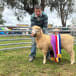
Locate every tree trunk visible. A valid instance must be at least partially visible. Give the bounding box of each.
[33,0,35,10]
[61,13,66,27]
[60,4,66,27]
[41,0,45,11]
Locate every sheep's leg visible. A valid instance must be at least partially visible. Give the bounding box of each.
[64,46,75,64]
[42,50,47,64]
[70,49,75,64]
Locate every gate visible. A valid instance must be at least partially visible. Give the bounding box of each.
[0,26,76,51]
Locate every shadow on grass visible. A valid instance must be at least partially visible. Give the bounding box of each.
[32,55,70,64]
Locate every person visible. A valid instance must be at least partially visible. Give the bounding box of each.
[29,5,49,62]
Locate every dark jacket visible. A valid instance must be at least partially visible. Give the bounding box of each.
[31,12,48,29]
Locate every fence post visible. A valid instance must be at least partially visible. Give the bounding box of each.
[71,27,74,36]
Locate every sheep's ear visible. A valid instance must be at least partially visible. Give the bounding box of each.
[40,28,43,34]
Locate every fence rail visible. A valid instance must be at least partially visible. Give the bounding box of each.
[0,26,76,51]
[0,38,32,41]
[0,42,32,46]
[0,46,32,51]
[0,34,31,37]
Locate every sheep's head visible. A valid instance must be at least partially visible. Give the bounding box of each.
[31,26,43,37]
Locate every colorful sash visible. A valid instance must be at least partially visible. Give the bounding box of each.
[50,34,61,62]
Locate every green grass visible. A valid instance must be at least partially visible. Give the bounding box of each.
[0,36,76,76]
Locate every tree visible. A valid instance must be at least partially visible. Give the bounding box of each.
[2,0,46,14]
[41,0,45,11]
[2,0,39,14]
[49,0,74,27]
[0,14,5,24]
[2,0,74,27]
[23,0,38,14]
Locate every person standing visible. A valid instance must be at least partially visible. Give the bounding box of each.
[29,5,49,62]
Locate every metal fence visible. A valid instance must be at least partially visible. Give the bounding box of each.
[0,26,76,51]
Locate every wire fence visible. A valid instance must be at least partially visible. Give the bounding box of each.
[0,26,76,51]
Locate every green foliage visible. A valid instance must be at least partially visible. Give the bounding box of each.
[0,14,5,24]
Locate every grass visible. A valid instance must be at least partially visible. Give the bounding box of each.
[0,36,32,49]
[0,36,76,76]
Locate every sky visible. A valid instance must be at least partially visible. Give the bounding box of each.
[2,6,76,27]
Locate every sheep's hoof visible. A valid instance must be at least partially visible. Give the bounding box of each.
[43,60,46,64]
[71,61,75,64]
